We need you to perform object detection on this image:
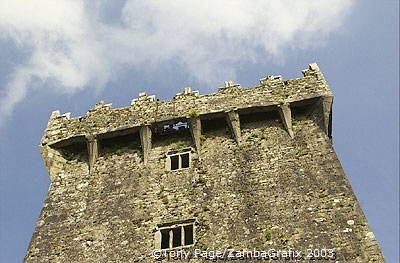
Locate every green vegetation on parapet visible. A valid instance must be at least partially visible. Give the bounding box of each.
[170,140,188,150]
[187,109,199,118]
[102,140,141,157]
[199,135,207,146]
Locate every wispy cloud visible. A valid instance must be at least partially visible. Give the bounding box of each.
[0,0,354,123]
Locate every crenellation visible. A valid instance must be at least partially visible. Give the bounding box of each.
[50,110,61,119]
[218,81,241,95]
[131,92,156,105]
[57,112,71,120]
[174,87,200,99]
[302,63,327,82]
[224,80,235,88]
[92,100,112,110]
[259,75,284,88]
[40,64,333,147]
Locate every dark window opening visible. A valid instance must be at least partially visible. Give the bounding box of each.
[161,229,170,249]
[153,121,190,138]
[181,153,189,168]
[172,227,181,247]
[168,152,190,171]
[184,225,194,245]
[170,155,179,170]
[158,221,195,249]
[152,120,192,148]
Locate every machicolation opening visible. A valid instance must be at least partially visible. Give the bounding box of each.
[201,116,230,138]
[51,137,88,162]
[99,131,141,157]
[239,107,282,130]
[152,120,192,149]
[291,97,320,121]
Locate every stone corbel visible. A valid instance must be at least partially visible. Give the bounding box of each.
[226,111,241,145]
[140,125,152,164]
[189,117,202,152]
[278,103,294,139]
[321,96,333,138]
[86,135,99,171]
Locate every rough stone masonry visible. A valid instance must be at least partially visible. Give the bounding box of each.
[25,64,385,262]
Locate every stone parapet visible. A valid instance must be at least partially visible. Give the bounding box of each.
[41,64,331,146]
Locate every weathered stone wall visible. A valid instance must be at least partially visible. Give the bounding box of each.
[25,64,384,262]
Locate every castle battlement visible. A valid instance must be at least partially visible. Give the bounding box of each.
[41,63,332,147]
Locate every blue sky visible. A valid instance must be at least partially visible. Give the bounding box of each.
[0,1,398,262]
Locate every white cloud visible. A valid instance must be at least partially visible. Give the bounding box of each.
[0,0,354,123]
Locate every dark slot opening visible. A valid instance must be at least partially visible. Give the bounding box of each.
[290,98,319,120]
[161,229,170,249]
[291,104,313,120]
[184,225,194,245]
[239,110,280,124]
[181,153,189,168]
[328,110,332,138]
[58,141,88,161]
[201,117,228,133]
[170,155,179,170]
[172,227,181,247]
[99,132,140,156]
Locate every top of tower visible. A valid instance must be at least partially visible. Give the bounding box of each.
[41,63,332,146]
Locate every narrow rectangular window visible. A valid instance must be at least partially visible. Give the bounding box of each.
[181,153,189,168]
[161,229,170,249]
[172,227,181,247]
[184,225,194,245]
[170,155,179,170]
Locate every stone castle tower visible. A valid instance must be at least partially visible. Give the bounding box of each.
[25,64,384,262]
